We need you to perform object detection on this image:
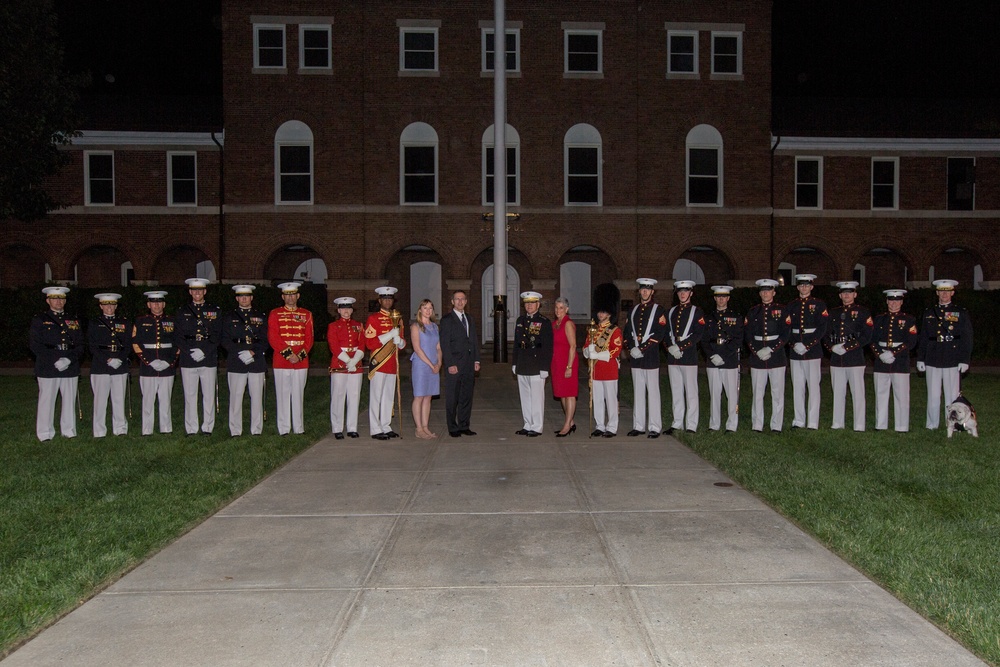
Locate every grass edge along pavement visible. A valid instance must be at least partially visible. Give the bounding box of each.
[618,372,999,666]
[0,373,368,658]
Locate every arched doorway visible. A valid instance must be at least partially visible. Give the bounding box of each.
[73,245,133,287]
[674,246,734,285]
[778,247,836,286]
[856,248,911,287]
[929,248,982,289]
[264,245,326,284]
[152,245,215,285]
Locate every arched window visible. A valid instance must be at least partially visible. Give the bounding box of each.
[482,124,520,205]
[686,124,723,206]
[564,123,601,206]
[274,120,313,205]
[400,122,438,205]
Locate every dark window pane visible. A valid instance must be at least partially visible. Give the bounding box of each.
[568,53,599,71]
[89,154,113,179]
[485,146,495,177]
[405,51,435,70]
[171,155,195,179]
[715,36,738,56]
[671,54,694,72]
[872,185,894,209]
[796,184,818,208]
[690,148,718,176]
[258,29,283,48]
[280,175,311,202]
[689,177,718,204]
[568,147,597,174]
[281,146,310,173]
[568,33,598,53]
[404,146,434,174]
[172,181,196,204]
[303,29,328,49]
[873,161,895,184]
[405,175,435,203]
[90,180,113,204]
[671,35,694,53]
[304,49,329,68]
[568,176,598,203]
[796,159,818,182]
[405,31,435,51]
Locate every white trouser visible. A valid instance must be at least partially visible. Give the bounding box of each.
[592,379,619,433]
[517,374,546,432]
[706,367,739,432]
[36,376,78,441]
[181,366,217,434]
[790,358,822,429]
[91,373,128,437]
[925,365,961,430]
[331,372,362,434]
[750,366,785,432]
[228,371,265,436]
[630,367,662,433]
[830,366,866,431]
[874,372,910,432]
[139,376,173,435]
[369,371,397,435]
[667,365,699,431]
[273,368,307,435]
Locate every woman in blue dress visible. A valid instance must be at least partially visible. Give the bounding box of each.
[410,299,442,439]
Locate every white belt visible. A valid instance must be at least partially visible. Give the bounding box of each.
[878,342,903,348]
[791,328,816,334]
[143,343,173,349]
[754,335,780,341]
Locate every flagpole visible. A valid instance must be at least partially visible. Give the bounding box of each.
[492,0,509,363]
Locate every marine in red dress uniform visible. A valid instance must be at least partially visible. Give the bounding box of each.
[327,296,365,439]
[582,302,623,437]
[365,286,406,439]
[267,282,313,435]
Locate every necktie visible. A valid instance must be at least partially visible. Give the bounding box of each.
[460,313,468,336]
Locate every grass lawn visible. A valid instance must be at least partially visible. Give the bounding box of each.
[0,371,366,657]
[622,370,1000,665]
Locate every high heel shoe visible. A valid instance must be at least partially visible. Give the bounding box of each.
[556,424,577,437]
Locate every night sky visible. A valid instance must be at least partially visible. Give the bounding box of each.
[54,1,999,100]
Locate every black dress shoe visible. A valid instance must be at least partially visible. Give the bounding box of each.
[347,432,359,438]
[602,431,616,438]
[526,431,541,437]
[334,432,345,440]
[450,431,462,438]
[516,429,529,435]
[664,427,675,435]
[626,429,645,437]
[686,429,697,433]
[460,429,477,436]
[386,431,400,439]
[591,429,605,437]
[648,431,660,438]
[372,433,389,441]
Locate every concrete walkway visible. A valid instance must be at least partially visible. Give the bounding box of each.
[3,363,985,666]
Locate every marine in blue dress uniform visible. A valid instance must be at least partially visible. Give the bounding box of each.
[30,286,84,441]
[89,292,132,437]
[917,279,973,430]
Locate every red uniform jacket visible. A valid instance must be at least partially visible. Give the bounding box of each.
[585,322,623,381]
[268,306,313,370]
[327,317,365,374]
[365,309,405,375]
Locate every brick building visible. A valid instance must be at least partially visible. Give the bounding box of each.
[4,1,998,340]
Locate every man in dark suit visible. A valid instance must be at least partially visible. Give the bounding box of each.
[439,289,481,437]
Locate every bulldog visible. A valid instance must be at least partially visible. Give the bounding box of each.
[946,394,978,438]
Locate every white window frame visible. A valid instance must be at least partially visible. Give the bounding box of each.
[167,152,197,207]
[274,121,314,205]
[400,122,439,206]
[685,124,723,207]
[84,151,114,206]
[563,28,603,75]
[564,124,602,207]
[481,28,520,74]
[667,30,698,75]
[711,31,742,76]
[482,124,520,206]
[794,156,823,210]
[253,24,286,70]
[299,24,332,71]
[399,27,439,73]
[871,157,899,210]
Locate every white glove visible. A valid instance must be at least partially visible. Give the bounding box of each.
[107,358,123,370]
[916,361,926,372]
[710,354,724,366]
[832,344,846,356]
[396,338,405,349]
[629,346,642,360]
[959,363,969,373]
[150,359,170,372]
[238,350,254,365]
[378,330,395,345]
[350,350,364,365]
[584,344,597,359]
[595,350,611,362]
[346,362,357,373]
[879,351,895,364]
[190,348,206,362]
[539,370,549,379]
[512,365,517,375]
[793,342,807,356]
[667,344,682,359]
[54,357,71,371]
[337,351,351,364]
[756,347,772,361]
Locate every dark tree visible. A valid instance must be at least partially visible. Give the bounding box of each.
[0,0,85,222]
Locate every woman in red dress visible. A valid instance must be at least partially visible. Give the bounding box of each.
[551,297,579,436]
